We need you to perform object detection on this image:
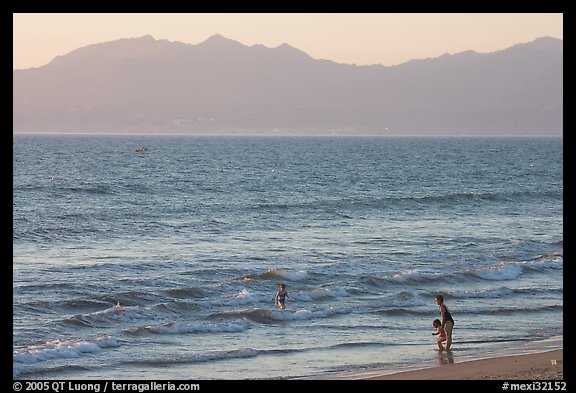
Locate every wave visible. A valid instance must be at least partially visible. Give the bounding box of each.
[14,297,111,315]
[224,289,262,304]
[470,256,563,281]
[364,256,563,288]
[434,286,564,299]
[408,190,562,204]
[13,364,91,380]
[241,268,310,282]
[383,291,427,307]
[13,183,115,195]
[95,291,164,306]
[449,287,515,299]
[150,300,199,314]
[361,269,442,287]
[327,341,391,350]
[481,304,563,315]
[59,299,111,312]
[209,308,277,324]
[294,287,349,301]
[162,287,206,298]
[252,190,562,213]
[375,303,563,318]
[14,282,77,292]
[390,268,443,283]
[123,320,250,336]
[65,303,163,327]
[14,226,103,243]
[526,253,563,270]
[209,307,342,324]
[59,184,116,195]
[127,348,258,367]
[13,335,119,365]
[472,263,524,281]
[376,308,430,317]
[364,266,475,287]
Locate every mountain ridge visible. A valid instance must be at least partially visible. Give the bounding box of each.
[15,35,562,70]
[13,35,562,135]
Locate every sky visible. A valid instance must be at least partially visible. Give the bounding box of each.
[13,13,562,70]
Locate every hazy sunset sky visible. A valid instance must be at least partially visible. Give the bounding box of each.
[13,13,562,70]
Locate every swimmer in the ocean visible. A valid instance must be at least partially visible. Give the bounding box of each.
[275,283,292,309]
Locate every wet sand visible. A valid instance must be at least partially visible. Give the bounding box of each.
[363,349,563,380]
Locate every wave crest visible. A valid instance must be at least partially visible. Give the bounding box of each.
[13,335,119,364]
[242,269,310,282]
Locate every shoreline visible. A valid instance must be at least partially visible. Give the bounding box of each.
[297,336,563,381]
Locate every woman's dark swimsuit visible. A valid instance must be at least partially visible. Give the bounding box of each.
[441,304,454,325]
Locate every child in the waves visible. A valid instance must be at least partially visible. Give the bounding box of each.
[275,283,292,309]
[432,319,447,350]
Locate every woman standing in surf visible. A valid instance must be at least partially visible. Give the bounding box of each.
[435,294,454,350]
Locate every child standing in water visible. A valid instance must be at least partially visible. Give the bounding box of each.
[275,283,292,309]
[432,319,447,350]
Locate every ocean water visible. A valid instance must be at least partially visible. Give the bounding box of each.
[13,135,563,380]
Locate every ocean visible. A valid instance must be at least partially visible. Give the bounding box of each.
[13,135,563,380]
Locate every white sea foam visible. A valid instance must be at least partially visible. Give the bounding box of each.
[527,254,563,269]
[224,288,259,304]
[389,269,440,283]
[474,263,523,281]
[13,335,119,364]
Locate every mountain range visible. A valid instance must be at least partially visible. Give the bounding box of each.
[13,35,563,135]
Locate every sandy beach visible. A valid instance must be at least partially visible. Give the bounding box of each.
[363,349,563,380]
